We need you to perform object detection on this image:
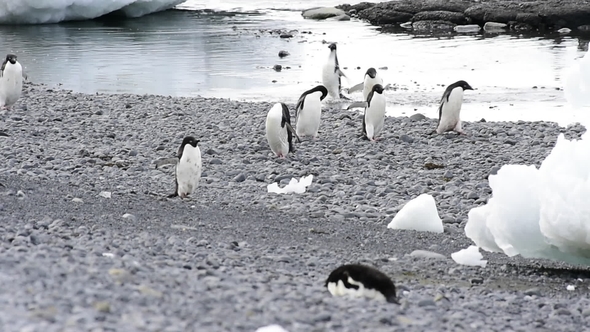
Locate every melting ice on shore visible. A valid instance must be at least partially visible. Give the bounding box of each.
[451,246,487,268]
[564,47,590,108]
[255,325,289,332]
[387,194,444,233]
[465,131,590,265]
[267,175,313,194]
[0,0,186,24]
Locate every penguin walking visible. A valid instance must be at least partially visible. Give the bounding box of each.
[362,68,384,102]
[362,84,386,141]
[0,54,23,110]
[435,80,473,135]
[265,102,300,158]
[322,43,347,100]
[169,136,202,199]
[295,85,328,139]
[325,264,399,304]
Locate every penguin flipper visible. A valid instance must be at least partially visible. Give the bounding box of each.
[347,82,364,94]
[347,101,368,110]
[336,67,347,78]
[285,122,301,143]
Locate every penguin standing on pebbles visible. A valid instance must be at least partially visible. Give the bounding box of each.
[0,54,23,110]
[322,43,347,100]
[295,85,328,139]
[362,84,386,141]
[265,102,300,158]
[325,264,399,304]
[169,136,202,199]
[435,80,473,135]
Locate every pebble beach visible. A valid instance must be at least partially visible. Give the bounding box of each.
[1,82,590,331]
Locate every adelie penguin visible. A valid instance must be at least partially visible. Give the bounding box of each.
[362,84,386,141]
[435,80,473,135]
[347,67,384,110]
[322,43,348,100]
[295,85,328,139]
[0,54,23,111]
[168,136,202,199]
[265,102,300,158]
[325,264,399,304]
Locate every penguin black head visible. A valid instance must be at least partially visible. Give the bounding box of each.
[328,43,337,51]
[311,85,328,101]
[366,67,377,79]
[325,264,399,304]
[453,80,473,91]
[5,54,17,65]
[372,84,384,94]
[177,136,200,159]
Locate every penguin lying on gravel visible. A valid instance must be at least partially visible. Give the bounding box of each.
[322,43,348,100]
[295,85,328,139]
[435,80,473,135]
[0,54,24,111]
[325,264,399,304]
[362,84,386,141]
[168,136,202,199]
[266,102,300,158]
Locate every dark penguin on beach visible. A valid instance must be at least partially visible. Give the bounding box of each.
[435,80,473,135]
[325,264,399,304]
[295,85,328,139]
[265,102,300,158]
[322,43,347,100]
[362,84,386,141]
[169,136,202,199]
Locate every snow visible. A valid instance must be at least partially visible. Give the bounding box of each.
[564,48,590,108]
[267,175,313,194]
[0,0,185,24]
[566,285,576,291]
[255,325,289,332]
[451,246,487,268]
[465,131,590,265]
[387,194,444,233]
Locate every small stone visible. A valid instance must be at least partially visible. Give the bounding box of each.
[443,170,453,179]
[489,166,500,176]
[417,299,436,307]
[93,301,111,313]
[278,50,290,58]
[99,191,112,199]
[399,134,413,143]
[524,288,542,297]
[273,64,282,72]
[470,277,484,285]
[233,174,246,182]
[72,197,84,203]
[409,113,426,122]
[122,213,136,221]
[128,150,138,157]
[279,34,293,38]
[210,159,222,165]
[554,308,572,316]
[16,190,26,198]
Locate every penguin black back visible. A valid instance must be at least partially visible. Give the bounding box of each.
[325,264,399,304]
[279,103,295,153]
[295,85,328,115]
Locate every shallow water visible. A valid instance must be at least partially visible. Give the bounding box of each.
[0,1,589,125]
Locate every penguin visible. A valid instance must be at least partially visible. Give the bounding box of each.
[322,43,347,100]
[435,80,473,135]
[295,85,328,139]
[0,54,23,110]
[169,136,202,199]
[265,102,300,158]
[362,84,386,141]
[362,68,384,102]
[325,264,399,304]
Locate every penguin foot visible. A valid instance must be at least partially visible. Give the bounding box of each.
[167,192,179,198]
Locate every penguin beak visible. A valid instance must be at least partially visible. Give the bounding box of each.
[466,85,474,90]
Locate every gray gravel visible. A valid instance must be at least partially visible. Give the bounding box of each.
[1,82,590,332]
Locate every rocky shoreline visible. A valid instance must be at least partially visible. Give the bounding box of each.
[323,0,590,33]
[1,83,590,331]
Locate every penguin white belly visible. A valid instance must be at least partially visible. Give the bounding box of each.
[266,111,289,157]
[437,87,464,133]
[363,75,383,101]
[364,94,386,140]
[327,278,386,302]
[0,62,23,108]
[322,58,340,99]
[176,145,202,197]
[296,94,322,137]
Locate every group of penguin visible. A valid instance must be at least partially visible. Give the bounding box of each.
[0,45,474,304]
[264,43,474,158]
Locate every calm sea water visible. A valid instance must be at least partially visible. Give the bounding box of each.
[0,0,589,125]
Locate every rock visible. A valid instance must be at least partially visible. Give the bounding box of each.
[273,64,282,72]
[278,50,289,58]
[412,11,469,25]
[233,173,246,182]
[302,7,345,20]
[279,33,293,39]
[412,20,456,32]
[578,25,590,32]
[331,14,351,21]
[417,299,436,307]
[99,191,112,199]
[483,22,508,31]
[558,27,572,34]
[454,24,481,33]
[524,288,542,297]
[409,113,427,121]
[399,134,414,143]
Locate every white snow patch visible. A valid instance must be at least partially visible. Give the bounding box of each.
[465,132,590,265]
[99,191,112,199]
[564,47,590,108]
[387,194,444,233]
[0,0,186,24]
[451,246,487,267]
[267,175,313,194]
[102,253,115,258]
[566,285,576,291]
[255,325,289,332]
[71,197,84,203]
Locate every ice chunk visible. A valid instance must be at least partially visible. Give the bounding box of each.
[566,285,576,291]
[256,325,289,332]
[0,0,186,24]
[99,191,112,199]
[465,132,590,265]
[387,194,444,233]
[483,22,507,32]
[267,175,313,194]
[564,48,590,108]
[451,246,487,267]
[454,24,481,33]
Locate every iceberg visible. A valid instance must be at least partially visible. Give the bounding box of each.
[0,0,186,24]
[465,131,590,265]
[387,194,444,233]
[451,246,487,268]
[267,175,313,194]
